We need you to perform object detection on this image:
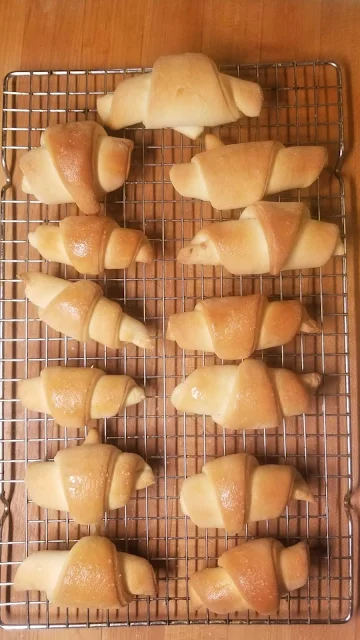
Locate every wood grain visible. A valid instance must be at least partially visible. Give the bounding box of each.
[0,1,359,639]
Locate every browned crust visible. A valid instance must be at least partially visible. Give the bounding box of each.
[193,140,281,210]
[198,294,264,359]
[224,360,281,430]
[39,280,102,342]
[250,201,309,275]
[42,366,103,429]
[203,453,258,533]
[53,537,130,608]
[44,121,105,214]
[60,215,118,274]
[219,539,281,614]
[56,440,116,524]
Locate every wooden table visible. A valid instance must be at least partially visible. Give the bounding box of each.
[0,0,359,639]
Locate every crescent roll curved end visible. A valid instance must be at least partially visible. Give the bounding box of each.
[299,372,322,390]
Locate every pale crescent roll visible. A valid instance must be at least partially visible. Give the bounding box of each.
[29,216,154,274]
[18,367,145,429]
[170,134,327,209]
[189,538,309,615]
[26,429,154,523]
[19,272,153,350]
[14,536,156,609]
[167,294,319,359]
[97,53,263,140]
[171,360,321,430]
[181,452,314,533]
[178,201,344,275]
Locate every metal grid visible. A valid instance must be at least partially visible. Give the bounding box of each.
[0,61,353,628]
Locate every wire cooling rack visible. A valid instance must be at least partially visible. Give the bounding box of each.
[0,61,353,628]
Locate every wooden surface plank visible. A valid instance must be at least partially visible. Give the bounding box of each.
[0,1,359,638]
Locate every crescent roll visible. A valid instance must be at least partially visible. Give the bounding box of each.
[29,216,154,274]
[18,366,144,429]
[171,360,321,430]
[189,538,309,615]
[178,201,344,275]
[97,53,263,140]
[20,121,133,214]
[26,429,154,524]
[170,134,327,209]
[19,272,153,350]
[181,452,314,533]
[14,536,156,609]
[167,294,319,359]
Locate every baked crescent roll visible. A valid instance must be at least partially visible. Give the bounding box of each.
[20,121,133,214]
[170,134,327,209]
[29,216,154,275]
[167,294,319,359]
[97,53,263,140]
[25,429,154,524]
[189,538,309,615]
[178,201,344,275]
[19,272,153,350]
[14,536,156,609]
[181,452,314,533]
[18,367,145,429]
[171,360,321,430]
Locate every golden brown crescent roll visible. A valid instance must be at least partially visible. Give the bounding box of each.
[189,538,309,615]
[167,294,319,359]
[170,134,327,209]
[25,429,154,524]
[17,366,144,429]
[97,53,263,140]
[181,452,314,533]
[19,272,153,350]
[14,536,156,609]
[29,216,154,274]
[178,201,344,275]
[171,360,321,430]
[20,121,133,214]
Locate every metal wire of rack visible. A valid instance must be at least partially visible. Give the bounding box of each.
[0,60,353,629]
